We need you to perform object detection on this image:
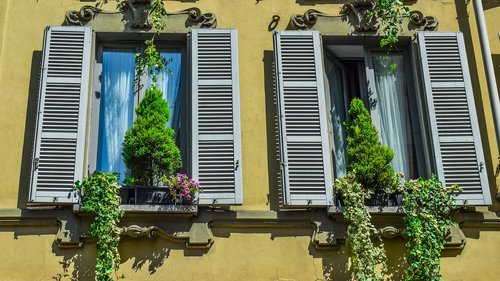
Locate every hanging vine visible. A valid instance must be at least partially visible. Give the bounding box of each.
[336,173,388,281]
[371,0,410,47]
[75,172,124,281]
[398,176,460,281]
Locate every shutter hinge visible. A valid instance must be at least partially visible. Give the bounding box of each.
[234,160,239,171]
[479,161,484,172]
[280,161,287,167]
[33,158,39,170]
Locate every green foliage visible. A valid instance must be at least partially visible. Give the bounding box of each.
[345,98,396,191]
[371,0,410,47]
[135,39,171,84]
[148,0,168,31]
[122,86,181,186]
[398,176,460,281]
[75,172,124,281]
[336,173,388,281]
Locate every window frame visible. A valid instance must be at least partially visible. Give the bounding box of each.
[87,37,188,177]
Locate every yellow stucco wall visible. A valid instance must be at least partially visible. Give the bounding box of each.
[0,0,499,280]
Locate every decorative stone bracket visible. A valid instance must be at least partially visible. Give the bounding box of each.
[64,1,216,32]
[118,223,213,249]
[288,0,437,36]
[56,221,213,249]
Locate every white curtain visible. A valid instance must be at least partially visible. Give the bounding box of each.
[149,50,183,130]
[372,54,413,178]
[324,57,348,178]
[96,49,135,183]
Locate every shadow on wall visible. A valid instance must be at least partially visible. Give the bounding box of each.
[18,50,42,209]
[263,50,282,210]
[383,239,407,280]
[51,232,209,280]
[52,242,96,281]
[483,0,500,10]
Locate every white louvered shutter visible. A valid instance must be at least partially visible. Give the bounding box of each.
[274,31,334,206]
[417,32,492,205]
[190,29,243,205]
[29,26,92,204]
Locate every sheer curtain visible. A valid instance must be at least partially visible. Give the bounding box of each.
[149,50,183,130]
[324,57,348,178]
[96,49,135,183]
[372,54,413,178]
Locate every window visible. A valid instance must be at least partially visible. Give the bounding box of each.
[89,42,187,184]
[323,45,421,180]
[29,26,243,205]
[274,31,491,207]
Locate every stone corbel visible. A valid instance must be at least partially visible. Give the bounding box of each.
[374,226,404,239]
[55,220,84,248]
[445,225,466,250]
[311,221,338,249]
[118,223,213,249]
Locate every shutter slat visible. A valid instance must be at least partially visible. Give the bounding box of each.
[29,26,92,204]
[418,32,491,205]
[191,29,243,205]
[274,31,334,207]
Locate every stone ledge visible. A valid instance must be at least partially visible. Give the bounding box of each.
[73,204,198,216]
[328,206,403,215]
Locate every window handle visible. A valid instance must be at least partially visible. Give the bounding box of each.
[479,161,484,172]
[234,160,239,171]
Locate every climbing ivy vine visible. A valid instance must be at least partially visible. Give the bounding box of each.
[336,173,388,281]
[75,172,124,281]
[398,176,460,281]
[371,0,410,47]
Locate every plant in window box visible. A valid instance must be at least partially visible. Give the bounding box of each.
[163,173,202,205]
[122,39,182,188]
[121,39,183,206]
[343,98,398,206]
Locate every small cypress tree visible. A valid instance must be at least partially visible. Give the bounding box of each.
[345,98,396,190]
[122,85,181,186]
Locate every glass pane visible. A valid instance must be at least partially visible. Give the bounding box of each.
[96,48,135,183]
[325,57,348,179]
[148,50,183,129]
[372,54,416,178]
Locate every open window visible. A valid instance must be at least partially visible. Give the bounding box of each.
[273,30,492,207]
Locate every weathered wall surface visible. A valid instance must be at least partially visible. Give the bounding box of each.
[0,0,499,280]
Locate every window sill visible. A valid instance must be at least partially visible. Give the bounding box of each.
[328,206,403,215]
[73,204,197,216]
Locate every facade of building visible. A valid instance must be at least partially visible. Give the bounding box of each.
[0,0,499,280]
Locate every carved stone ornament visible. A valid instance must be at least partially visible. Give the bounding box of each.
[64,2,217,31]
[374,226,404,239]
[339,0,378,32]
[288,0,438,36]
[289,9,341,31]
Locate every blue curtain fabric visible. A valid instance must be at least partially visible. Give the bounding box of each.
[96,49,135,183]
